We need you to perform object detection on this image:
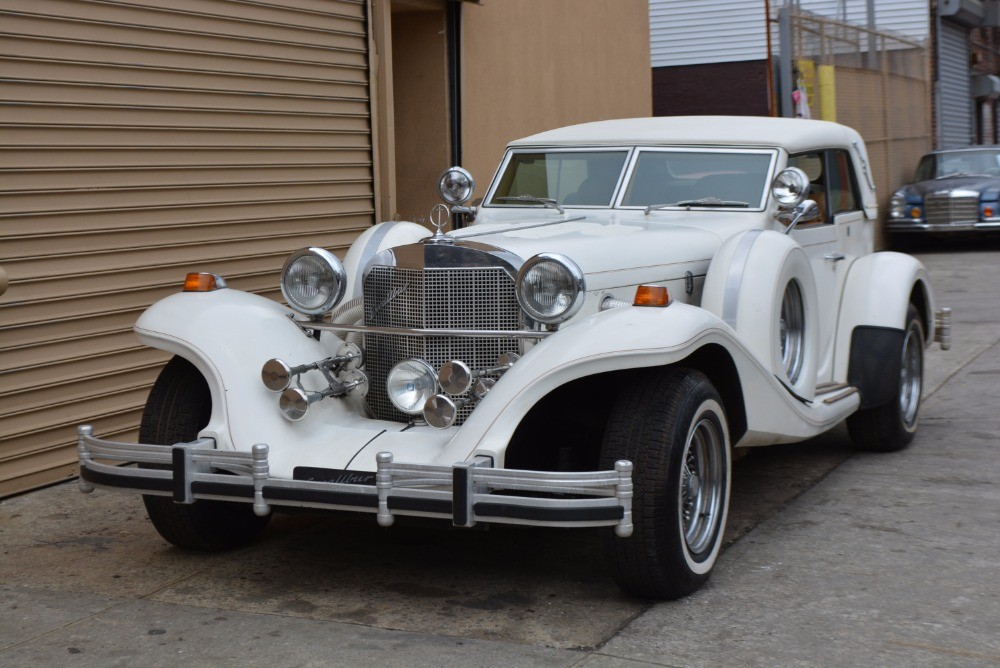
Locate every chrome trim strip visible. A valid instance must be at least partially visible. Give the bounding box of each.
[722,229,763,329]
[300,321,551,340]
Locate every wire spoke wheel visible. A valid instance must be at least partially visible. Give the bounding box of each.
[681,417,725,556]
[899,318,923,429]
[601,367,731,600]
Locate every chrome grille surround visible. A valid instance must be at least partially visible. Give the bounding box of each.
[924,191,979,226]
[363,242,525,424]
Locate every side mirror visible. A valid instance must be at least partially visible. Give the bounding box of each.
[782,199,820,235]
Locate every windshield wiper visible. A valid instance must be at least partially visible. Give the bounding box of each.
[644,198,750,214]
[495,195,565,214]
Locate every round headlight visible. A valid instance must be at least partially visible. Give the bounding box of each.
[386,359,439,415]
[889,193,906,219]
[771,167,810,209]
[439,166,475,205]
[516,253,586,325]
[280,247,347,316]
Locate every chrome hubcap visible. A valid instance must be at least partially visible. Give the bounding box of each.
[780,280,805,384]
[681,416,725,555]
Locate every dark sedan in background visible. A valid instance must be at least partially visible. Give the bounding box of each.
[889,146,1000,234]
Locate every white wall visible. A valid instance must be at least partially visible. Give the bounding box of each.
[650,0,929,68]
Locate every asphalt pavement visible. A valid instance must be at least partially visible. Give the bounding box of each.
[1,241,998,667]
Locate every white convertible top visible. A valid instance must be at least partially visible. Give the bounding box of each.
[508,116,864,155]
[506,115,878,217]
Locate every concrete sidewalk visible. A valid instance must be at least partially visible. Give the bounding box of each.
[2,245,999,667]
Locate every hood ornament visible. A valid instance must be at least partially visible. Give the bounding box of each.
[428,203,454,243]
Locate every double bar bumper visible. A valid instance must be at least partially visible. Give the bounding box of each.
[77,425,634,537]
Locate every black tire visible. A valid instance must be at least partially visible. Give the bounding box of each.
[601,368,731,600]
[847,304,924,452]
[140,356,270,551]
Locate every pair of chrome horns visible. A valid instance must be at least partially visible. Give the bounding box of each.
[387,354,519,429]
[280,247,347,317]
[261,343,367,421]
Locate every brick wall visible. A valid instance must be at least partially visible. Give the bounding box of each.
[652,60,771,117]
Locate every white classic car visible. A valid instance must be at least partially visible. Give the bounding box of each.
[78,116,950,600]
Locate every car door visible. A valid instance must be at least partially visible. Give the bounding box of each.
[788,149,864,384]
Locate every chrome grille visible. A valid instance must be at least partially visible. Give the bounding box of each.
[363,264,522,424]
[924,194,978,226]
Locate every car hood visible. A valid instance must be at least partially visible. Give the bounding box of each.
[902,175,1000,198]
[445,217,723,290]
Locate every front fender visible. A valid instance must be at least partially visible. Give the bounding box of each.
[429,302,858,466]
[134,289,387,472]
[833,251,934,382]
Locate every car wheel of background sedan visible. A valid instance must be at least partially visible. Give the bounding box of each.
[601,367,731,600]
[847,304,924,452]
[140,356,271,551]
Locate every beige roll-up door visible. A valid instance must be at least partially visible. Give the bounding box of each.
[0,0,375,496]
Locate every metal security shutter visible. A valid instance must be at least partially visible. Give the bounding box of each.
[0,0,375,496]
[939,20,973,149]
[649,0,767,67]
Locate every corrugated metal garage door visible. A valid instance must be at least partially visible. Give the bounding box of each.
[0,0,375,496]
[939,20,973,149]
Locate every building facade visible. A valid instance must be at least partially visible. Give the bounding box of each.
[0,0,651,496]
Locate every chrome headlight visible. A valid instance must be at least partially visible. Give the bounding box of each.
[280,247,347,316]
[771,167,810,209]
[386,359,439,415]
[516,253,586,325]
[439,166,475,205]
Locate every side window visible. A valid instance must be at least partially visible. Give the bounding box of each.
[787,152,827,223]
[788,149,862,224]
[826,149,860,216]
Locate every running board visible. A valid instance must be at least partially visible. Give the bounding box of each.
[814,383,859,405]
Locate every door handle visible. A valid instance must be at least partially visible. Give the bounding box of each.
[823,252,846,263]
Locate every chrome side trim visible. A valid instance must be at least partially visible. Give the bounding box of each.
[722,229,763,329]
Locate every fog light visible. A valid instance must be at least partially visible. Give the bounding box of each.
[387,359,439,414]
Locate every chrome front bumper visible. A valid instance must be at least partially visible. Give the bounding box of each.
[77,425,634,537]
[886,221,1000,233]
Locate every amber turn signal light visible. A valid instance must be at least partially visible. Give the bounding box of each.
[634,285,671,307]
[183,272,227,292]
[984,206,994,218]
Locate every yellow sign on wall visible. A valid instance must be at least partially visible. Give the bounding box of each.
[795,60,837,121]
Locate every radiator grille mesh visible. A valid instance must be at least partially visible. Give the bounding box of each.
[924,194,978,226]
[363,265,522,424]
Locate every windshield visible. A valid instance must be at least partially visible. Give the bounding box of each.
[916,150,1000,180]
[488,151,629,207]
[620,149,774,209]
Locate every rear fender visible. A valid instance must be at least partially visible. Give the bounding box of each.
[833,251,934,384]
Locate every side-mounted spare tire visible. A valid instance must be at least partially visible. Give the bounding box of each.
[601,367,731,599]
[141,356,270,550]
